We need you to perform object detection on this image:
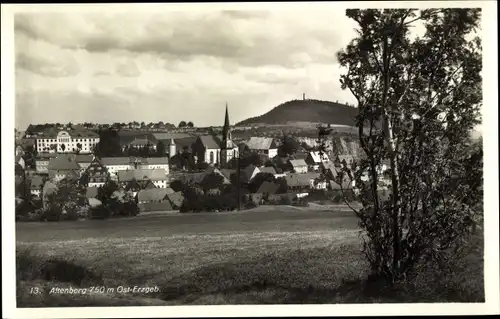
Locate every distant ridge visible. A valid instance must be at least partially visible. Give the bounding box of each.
[236,99,357,127]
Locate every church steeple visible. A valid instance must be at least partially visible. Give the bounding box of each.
[222,102,231,144]
[223,102,230,134]
[219,102,237,167]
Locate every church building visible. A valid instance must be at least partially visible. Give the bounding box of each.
[192,104,239,166]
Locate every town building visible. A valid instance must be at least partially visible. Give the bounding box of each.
[241,164,261,184]
[285,172,323,194]
[35,153,57,174]
[47,154,80,182]
[86,158,109,188]
[100,157,134,178]
[136,188,175,204]
[124,179,156,197]
[117,168,168,189]
[75,154,94,174]
[245,137,279,159]
[120,135,157,152]
[192,104,239,166]
[305,151,330,171]
[288,159,308,174]
[134,157,170,175]
[36,130,99,154]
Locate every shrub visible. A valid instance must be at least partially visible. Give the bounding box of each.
[41,206,62,222]
[244,201,258,210]
[62,209,79,221]
[279,195,292,205]
[89,205,112,220]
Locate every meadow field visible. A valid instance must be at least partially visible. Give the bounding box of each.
[16,206,484,307]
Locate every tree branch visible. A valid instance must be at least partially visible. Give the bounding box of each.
[403,9,445,26]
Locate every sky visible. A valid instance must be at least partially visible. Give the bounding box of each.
[14,8,360,130]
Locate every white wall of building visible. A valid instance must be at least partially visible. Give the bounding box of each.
[31,189,41,198]
[36,131,99,154]
[105,165,134,177]
[294,166,308,174]
[138,164,169,175]
[88,182,105,188]
[152,180,168,189]
[268,148,278,159]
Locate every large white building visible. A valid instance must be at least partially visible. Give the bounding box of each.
[36,130,100,154]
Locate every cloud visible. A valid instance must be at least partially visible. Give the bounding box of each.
[13,8,360,130]
[14,10,356,68]
[15,52,79,78]
[15,31,80,78]
[116,60,141,77]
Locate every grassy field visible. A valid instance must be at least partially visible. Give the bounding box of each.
[16,206,484,307]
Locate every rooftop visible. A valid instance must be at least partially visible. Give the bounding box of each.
[309,151,330,163]
[246,137,277,150]
[259,166,277,175]
[166,191,184,207]
[47,154,80,171]
[289,159,308,168]
[117,168,167,182]
[285,172,321,187]
[141,157,169,165]
[100,157,132,166]
[137,188,174,202]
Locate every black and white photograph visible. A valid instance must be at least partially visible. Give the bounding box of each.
[2,1,499,318]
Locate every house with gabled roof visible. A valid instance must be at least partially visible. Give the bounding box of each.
[245,137,278,159]
[219,168,237,183]
[123,179,156,198]
[241,164,261,184]
[120,134,157,152]
[258,165,287,179]
[100,157,134,177]
[118,168,168,189]
[35,153,57,174]
[288,159,308,174]
[137,188,174,204]
[47,154,80,182]
[75,154,94,173]
[285,172,324,192]
[305,151,330,171]
[135,157,170,175]
[85,158,109,187]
